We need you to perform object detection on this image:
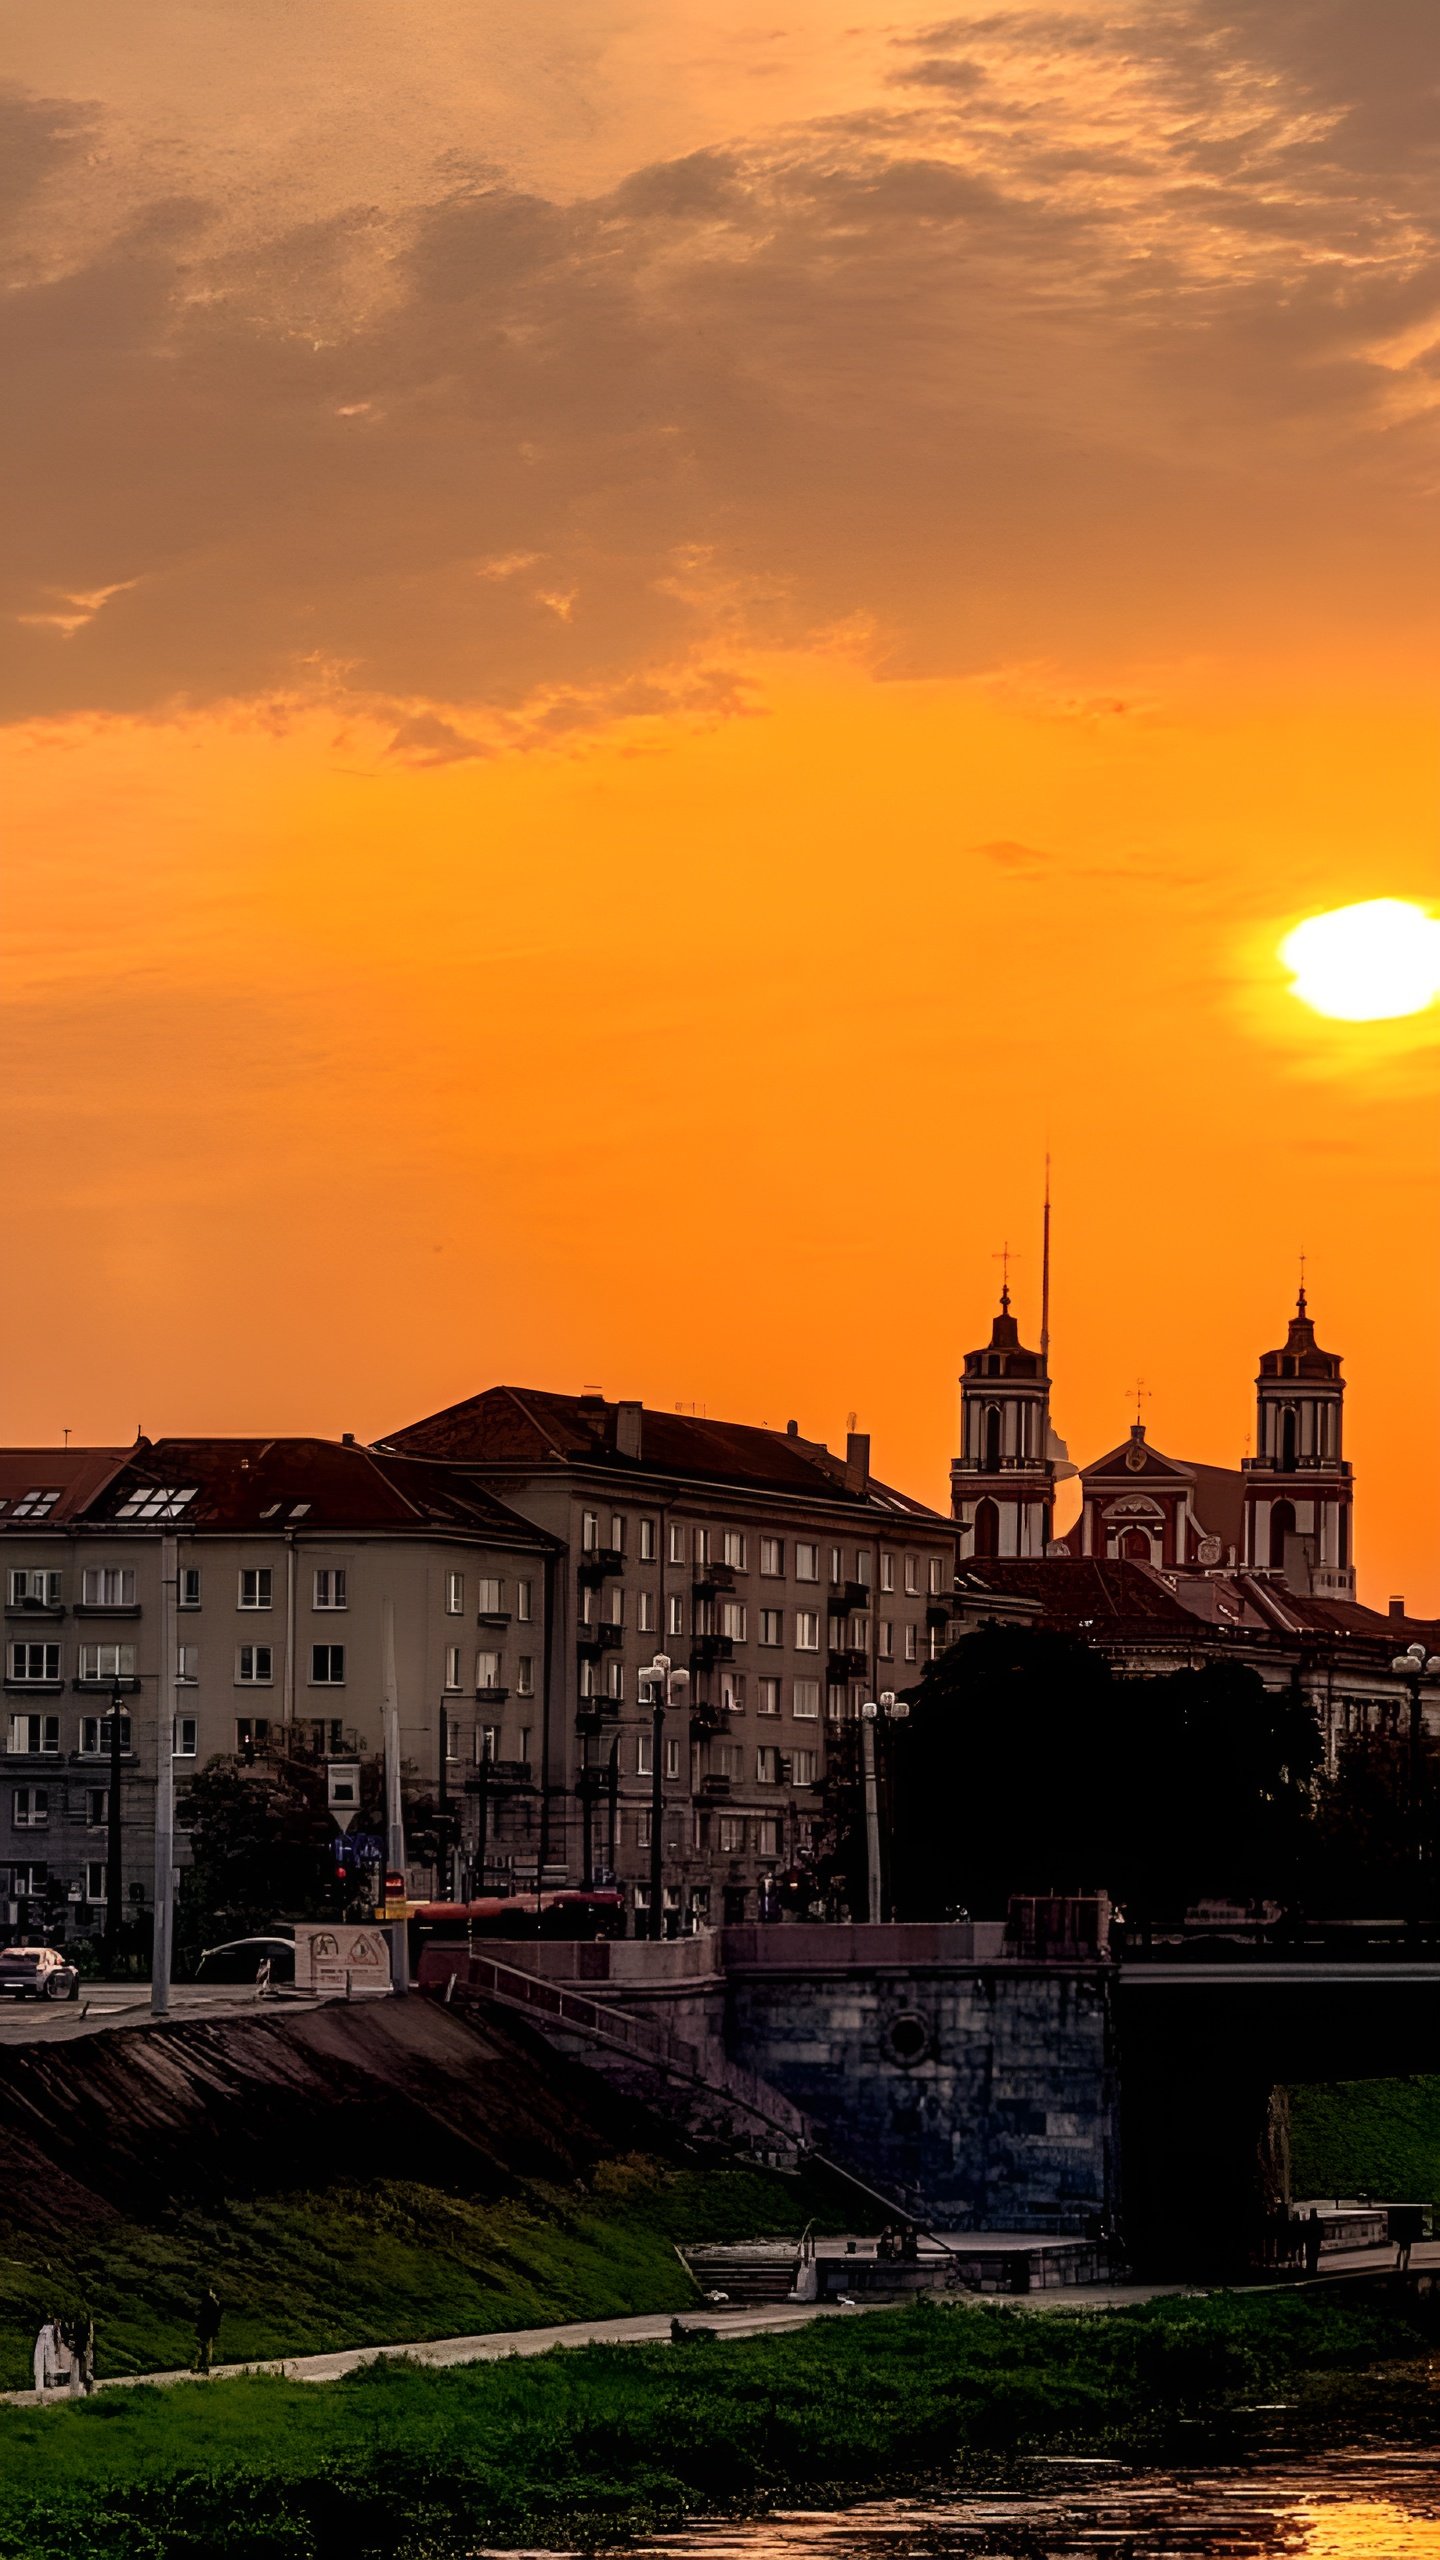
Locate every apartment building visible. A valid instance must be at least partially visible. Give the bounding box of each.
[376,1388,961,1926]
[0,1438,556,1939]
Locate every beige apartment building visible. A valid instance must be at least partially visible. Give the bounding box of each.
[0,1438,556,1939]
[377,1387,962,1927]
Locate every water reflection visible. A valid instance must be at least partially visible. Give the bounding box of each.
[639,2457,1440,2560]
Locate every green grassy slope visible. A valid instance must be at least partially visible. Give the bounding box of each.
[1289,2076,1440,2205]
[0,2158,838,2391]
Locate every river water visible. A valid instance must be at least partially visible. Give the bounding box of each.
[637,2452,1440,2560]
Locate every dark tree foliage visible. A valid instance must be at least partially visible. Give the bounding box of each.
[1306,1720,1440,1918]
[888,1627,1322,1922]
[177,1750,387,1954]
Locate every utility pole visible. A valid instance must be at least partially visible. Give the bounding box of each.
[382,1598,409,1993]
[102,1680,125,1975]
[860,1692,909,1925]
[641,1654,690,1940]
[151,1533,178,2015]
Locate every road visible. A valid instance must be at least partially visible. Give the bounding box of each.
[0,1986,357,2046]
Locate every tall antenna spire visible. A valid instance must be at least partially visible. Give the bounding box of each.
[1040,1152,1052,1372]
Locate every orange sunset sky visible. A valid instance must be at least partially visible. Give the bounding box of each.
[5,2,1440,1605]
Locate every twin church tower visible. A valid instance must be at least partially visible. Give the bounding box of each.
[949,1285,1356,1600]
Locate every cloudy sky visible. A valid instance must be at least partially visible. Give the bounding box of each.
[6,1,1440,1599]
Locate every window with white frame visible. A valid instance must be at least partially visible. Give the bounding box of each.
[310,1644,345,1684]
[235,1715,270,1752]
[79,1644,135,1684]
[85,1786,108,1825]
[516,1579,533,1623]
[757,1816,781,1858]
[477,1724,499,1764]
[12,1490,60,1519]
[718,1815,745,1854]
[477,1577,505,1615]
[880,1552,895,1593]
[828,1684,850,1718]
[759,1609,782,1647]
[82,1567,135,1608]
[444,1646,463,1691]
[314,1568,347,1610]
[904,1554,920,1596]
[8,1643,59,1685]
[237,1644,273,1683]
[446,1570,465,1615]
[794,1610,819,1651]
[606,1660,624,1701]
[582,1512,598,1551]
[792,1678,820,1720]
[667,1594,685,1638]
[443,1718,460,1761]
[795,1543,819,1583]
[664,1734,681,1779]
[475,1649,502,1691]
[579,1659,597,1699]
[636,1732,653,1778]
[639,1518,657,1561]
[759,1537,783,1577]
[239,1568,272,1611]
[637,1809,652,1849]
[516,1655,534,1697]
[757,1676,781,1717]
[669,1522,686,1564]
[7,1713,58,1754]
[791,1748,818,1785]
[638,1591,655,1633]
[174,1715,198,1758]
[719,1600,746,1641]
[8,1860,47,1896]
[722,1530,746,1570]
[8,1570,60,1607]
[605,1586,625,1627]
[80,1714,131,1756]
[177,1645,198,1684]
[84,1860,108,1902]
[12,1787,47,1828]
[829,1546,844,1584]
[756,1745,784,1784]
[904,1624,918,1662]
[930,1556,947,1595]
[610,1515,625,1551]
[517,1725,532,1764]
[878,1621,894,1660]
[720,1669,746,1714]
[180,1567,202,1609]
[115,1485,196,1521]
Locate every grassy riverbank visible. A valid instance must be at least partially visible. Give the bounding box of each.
[2,2286,1438,2560]
[1291,2075,1440,2206]
[0,2158,841,2390]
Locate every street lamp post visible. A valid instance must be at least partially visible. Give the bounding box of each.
[860,1690,910,1925]
[640,1653,690,1940]
[1391,1639,1440,1919]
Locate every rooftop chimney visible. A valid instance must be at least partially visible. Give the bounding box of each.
[845,1430,871,1494]
[615,1400,643,1461]
[1390,1594,1406,1619]
[341,1432,355,1447]
[786,1419,798,1437]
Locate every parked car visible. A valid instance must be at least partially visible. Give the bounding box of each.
[192,1935,296,1986]
[0,1945,80,2001]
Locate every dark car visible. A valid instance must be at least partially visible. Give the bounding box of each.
[0,1945,80,2001]
[192,1935,296,1986]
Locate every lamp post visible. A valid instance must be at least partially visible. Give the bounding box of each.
[859,1691,910,1925]
[640,1653,690,1940]
[1391,1639,1440,1919]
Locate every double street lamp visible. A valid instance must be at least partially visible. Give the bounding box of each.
[1391,1639,1440,1917]
[860,1690,909,1925]
[639,1653,690,1941]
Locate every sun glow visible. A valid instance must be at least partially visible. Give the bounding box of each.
[1280,899,1440,1021]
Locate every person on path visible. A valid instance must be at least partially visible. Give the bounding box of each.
[1389,2204,1422,2272]
[254,1954,271,2001]
[32,2317,57,2400]
[75,2310,95,2395]
[1303,2208,1323,2280]
[193,2285,222,2376]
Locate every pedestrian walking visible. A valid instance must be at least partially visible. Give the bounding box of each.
[32,2316,58,2400]
[254,1954,271,2001]
[193,2284,222,2376]
[1389,2204,1423,2272]
[1303,2208,1323,2280]
[64,2316,85,2397]
[76,2309,96,2394]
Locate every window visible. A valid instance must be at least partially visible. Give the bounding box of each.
[235,1715,270,1752]
[720,1669,746,1714]
[174,1715,198,1758]
[830,1546,844,1584]
[794,1610,820,1651]
[722,1530,746,1570]
[719,1600,746,1641]
[477,1725,499,1764]
[664,1735,682,1780]
[516,1655,534,1697]
[12,1490,60,1520]
[640,1518,657,1562]
[606,1660,624,1702]
[694,1527,711,1566]
[442,1718,460,1762]
[582,1512,598,1552]
[880,1552,895,1594]
[638,1591,655,1633]
[82,1567,135,1608]
[85,1787,108,1826]
[8,1570,60,1607]
[579,1659,597,1699]
[314,1568,348,1610]
[878,1621,894,1660]
[79,1644,136,1683]
[477,1577,505,1616]
[637,1809,652,1850]
[239,1569,272,1611]
[610,1515,625,1551]
[904,1554,920,1596]
[757,1817,781,1859]
[115,1485,196,1521]
[445,1646,463,1691]
[310,1644,345,1685]
[236,1644,273,1683]
[80,1714,131,1756]
[9,1861,47,1896]
[177,1645,198,1684]
[757,1676,781,1717]
[446,1570,464,1615]
[759,1609,782,1647]
[795,1543,819,1583]
[667,1594,685,1638]
[756,1745,784,1784]
[828,1685,849,1719]
[930,1556,947,1596]
[759,1536,783,1577]
[669,1523,686,1565]
[791,1749,818,1785]
[904,1624,918,1663]
[475,1650,502,1691]
[84,1861,108,1903]
[13,1787,47,1828]
[793,1678,820,1720]
[7,1713,59,1754]
[637,1733,653,1778]
[8,1643,59,1685]
[518,1725,532,1764]
[605,1587,625,1627]
[516,1579,533,1624]
[719,1816,745,1855]
[180,1567,202,1609]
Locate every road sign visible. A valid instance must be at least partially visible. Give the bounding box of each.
[293,1923,393,1993]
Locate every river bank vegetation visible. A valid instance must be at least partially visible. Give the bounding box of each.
[3,2285,1439,2559]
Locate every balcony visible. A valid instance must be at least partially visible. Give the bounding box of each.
[827,1648,868,1681]
[689,1634,734,1670]
[72,1676,140,1695]
[474,1683,510,1704]
[576,1622,624,1657]
[3,1681,63,1698]
[4,1602,64,1622]
[698,1773,733,1799]
[477,1608,512,1628]
[926,1600,951,1628]
[692,1562,737,1599]
[576,1547,624,1587]
[73,1603,142,1620]
[689,1703,723,1739]
[575,1701,620,1735]
[827,1581,870,1615]
[465,1759,533,1792]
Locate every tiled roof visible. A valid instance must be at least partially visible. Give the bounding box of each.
[380,1387,949,1519]
[971,1558,1440,1660]
[49,1438,554,1543]
[972,1558,1210,1629]
[0,1449,131,1524]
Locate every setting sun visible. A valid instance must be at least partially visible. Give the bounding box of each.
[1281,900,1440,1022]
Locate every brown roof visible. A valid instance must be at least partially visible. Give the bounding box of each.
[0,1449,131,1523]
[380,1386,949,1519]
[972,1558,1213,1631]
[59,1438,554,1543]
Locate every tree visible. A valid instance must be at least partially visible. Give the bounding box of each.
[177,1747,387,1956]
[1307,1719,1440,1918]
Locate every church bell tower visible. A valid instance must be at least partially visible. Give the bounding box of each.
[1241,1288,1354,1597]
[951,1286,1056,1560]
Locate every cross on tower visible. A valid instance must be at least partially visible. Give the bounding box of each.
[993,1242,1019,1311]
[1297,1247,1308,1315]
[1133,1377,1152,1427]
